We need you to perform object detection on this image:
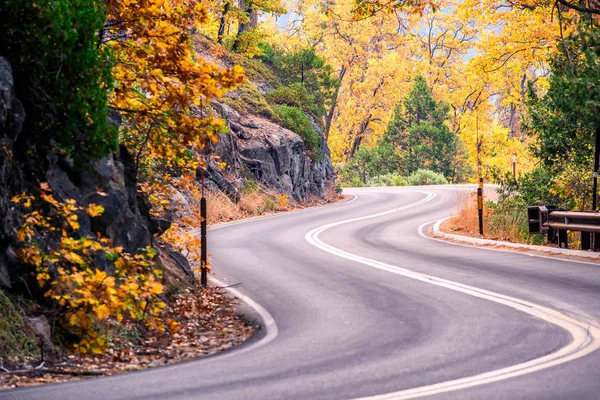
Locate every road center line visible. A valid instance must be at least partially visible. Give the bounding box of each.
[304,191,600,400]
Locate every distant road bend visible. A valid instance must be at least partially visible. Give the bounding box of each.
[5,186,600,400]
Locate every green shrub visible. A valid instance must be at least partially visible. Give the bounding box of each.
[338,143,402,186]
[266,83,319,118]
[486,198,542,244]
[407,169,448,185]
[350,176,363,187]
[258,44,337,119]
[0,0,116,163]
[242,179,260,195]
[392,175,409,186]
[0,290,39,361]
[225,52,280,88]
[366,173,408,187]
[272,105,321,160]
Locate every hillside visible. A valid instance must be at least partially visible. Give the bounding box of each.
[194,36,336,203]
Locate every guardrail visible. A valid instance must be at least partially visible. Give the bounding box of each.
[528,206,600,250]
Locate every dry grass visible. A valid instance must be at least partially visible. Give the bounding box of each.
[206,187,344,226]
[446,192,492,238]
[445,191,546,244]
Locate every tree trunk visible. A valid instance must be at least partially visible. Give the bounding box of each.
[217,1,231,44]
[324,65,346,140]
[232,0,257,51]
[349,114,372,157]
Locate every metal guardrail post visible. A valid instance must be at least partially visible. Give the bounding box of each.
[582,232,592,250]
[547,226,556,245]
[558,229,568,249]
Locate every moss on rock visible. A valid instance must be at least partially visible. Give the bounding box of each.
[0,289,40,361]
[222,82,275,118]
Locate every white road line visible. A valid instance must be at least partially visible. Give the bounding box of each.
[208,276,279,358]
[304,192,600,400]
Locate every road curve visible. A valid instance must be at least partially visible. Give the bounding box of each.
[4,186,600,400]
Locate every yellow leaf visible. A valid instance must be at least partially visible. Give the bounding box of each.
[64,252,85,265]
[95,304,110,320]
[69,313,79,326]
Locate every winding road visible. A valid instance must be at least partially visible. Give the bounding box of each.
[4,186,600,400]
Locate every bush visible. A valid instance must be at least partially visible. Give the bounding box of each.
[486,198,540,243]
[224,51,279,88]
[272,105,321,159]
[242,179,260,195]
[366,173,408,187]
[0,0,116,163]
[350,176,363,187]
[338,143,402,186]
[0,290,39,361]
[407,169,448,185]
[258,44,337,119]
[12,186,165,354]
[392,175,409,186]
[266,83,319,118]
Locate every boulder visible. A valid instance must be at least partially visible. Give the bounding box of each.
[26,316,58,357]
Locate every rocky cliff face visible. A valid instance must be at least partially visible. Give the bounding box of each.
[0,57,26,290]
[192,37,337,202]
[210,103,336,202]
[0,57,156,292]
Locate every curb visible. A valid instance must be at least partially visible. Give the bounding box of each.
[431,218,600,261]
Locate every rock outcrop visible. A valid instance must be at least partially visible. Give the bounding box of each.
[0,57,27,290]
[211,103,336,202]
[0,56,156,292]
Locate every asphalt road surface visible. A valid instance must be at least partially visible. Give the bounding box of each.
[4,186,600,400]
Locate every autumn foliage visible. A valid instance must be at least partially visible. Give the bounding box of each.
[12,184,166,354]
[105,0,245,174]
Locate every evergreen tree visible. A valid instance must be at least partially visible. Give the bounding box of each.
[383,75,465,180]
[523,20,600,209]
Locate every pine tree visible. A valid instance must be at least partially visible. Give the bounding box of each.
[383,75,465,179]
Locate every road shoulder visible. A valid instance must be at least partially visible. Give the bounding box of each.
[432,218,600,263]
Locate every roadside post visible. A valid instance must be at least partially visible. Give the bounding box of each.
[476,114,484,235]
[583,125,600,250]
[198,146,212,288]
[512,153,517,181]
[477,178,484,235]
[200,169,208,287]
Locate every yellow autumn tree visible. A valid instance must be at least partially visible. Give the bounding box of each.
[286,0,581,179]
[104,0,245,174]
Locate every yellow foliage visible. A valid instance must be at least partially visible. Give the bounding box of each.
[12,183,165,354]
[105,0,245,175]
[277,193,288,209]
[291,0,581,178]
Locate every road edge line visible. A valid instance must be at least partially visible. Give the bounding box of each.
[206,276,279,360]
[422,218,600,266]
